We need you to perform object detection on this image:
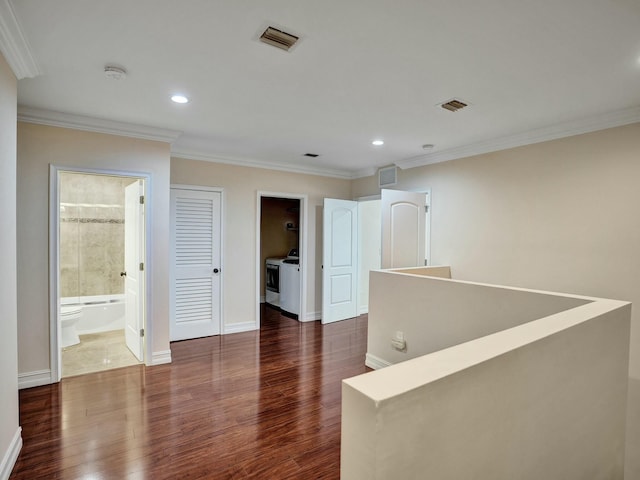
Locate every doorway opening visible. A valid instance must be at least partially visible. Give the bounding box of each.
[50,168,146,380]
[354,189,431,316]
[256,192,307,326]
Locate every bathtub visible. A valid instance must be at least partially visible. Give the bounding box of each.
[61,294,125,334]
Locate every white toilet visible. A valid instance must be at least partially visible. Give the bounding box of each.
[60,305,83,348]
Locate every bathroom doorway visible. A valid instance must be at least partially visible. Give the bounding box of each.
[53,169,146,378]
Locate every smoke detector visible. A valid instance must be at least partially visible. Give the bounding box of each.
[104,65,127,80]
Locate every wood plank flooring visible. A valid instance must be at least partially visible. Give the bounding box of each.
[11,306,369,479]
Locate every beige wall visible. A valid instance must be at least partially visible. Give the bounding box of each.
[367,269,590,367]
[0,53,20,477]
[171,158,351,324]
[343,295,631,479]
[17,123,172,375]
[352,122,640,379]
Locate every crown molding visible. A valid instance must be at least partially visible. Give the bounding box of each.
[395,106,640,171]
[19,105,638,180]
[0,0,40,78]
[17,106,183,143]
[171,148,354,179]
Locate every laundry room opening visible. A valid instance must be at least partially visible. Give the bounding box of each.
[52,169,147,379]
[258,195,303,321]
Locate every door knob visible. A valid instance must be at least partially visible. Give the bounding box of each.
[120,271,127,277]
[213,268,220,274]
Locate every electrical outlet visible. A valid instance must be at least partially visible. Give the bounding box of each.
[391,331,406,351]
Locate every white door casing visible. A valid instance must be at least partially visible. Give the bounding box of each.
[170,188,221,341]
[124,180,144,361]
[322,198,358,324]
[381,189,426,269]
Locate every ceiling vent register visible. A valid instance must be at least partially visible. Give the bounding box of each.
[378,166,398,188]
[259,27,299,51]
[440,98,468,112]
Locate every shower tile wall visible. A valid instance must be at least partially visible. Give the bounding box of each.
[60,173,136,297]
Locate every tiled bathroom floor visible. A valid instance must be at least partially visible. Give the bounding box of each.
[62,330,140,377]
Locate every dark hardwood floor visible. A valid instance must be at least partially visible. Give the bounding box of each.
[11,306,369,479]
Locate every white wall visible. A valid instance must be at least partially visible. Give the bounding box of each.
[0,52,21,479]
[352,122,640,379]
[357,199,381,314]
[16,122,172,379]
[171,157,351,326]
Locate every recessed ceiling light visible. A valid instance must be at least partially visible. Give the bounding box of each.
[171,94,189,104]
[372,139,384,146]
[422,144,435,150]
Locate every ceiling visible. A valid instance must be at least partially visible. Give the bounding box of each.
[4,0,640,177]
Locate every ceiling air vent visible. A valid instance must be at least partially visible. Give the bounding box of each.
[259,26,299,51]
[378,166,397,188]
[440,98,468,112]
[303,153,319,158]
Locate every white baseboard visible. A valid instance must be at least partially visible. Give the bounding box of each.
[150,350,172,365]
[0,427,22,480]
[223,322,257,334]
[358,305,369,315]
[302,311,321,322]
[18,370,52,390]
[365,353,392,370]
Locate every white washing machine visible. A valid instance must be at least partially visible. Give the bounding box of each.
[280,258,300,316]
[265,257,285,307]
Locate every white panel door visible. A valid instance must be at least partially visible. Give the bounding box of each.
[381,189,426,269]
[170,188,221,341]
[124,180,144,361]
[322,198,358,324]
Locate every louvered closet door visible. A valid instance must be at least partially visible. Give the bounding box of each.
[170,188,221,341]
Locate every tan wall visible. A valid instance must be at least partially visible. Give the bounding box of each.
[171,158,351,324]
[389,265,451,278]
[367,269,590,367]
[343,296,631,479]
[17,123,172,374]
[352,122,640,379]
[0,52,20,476]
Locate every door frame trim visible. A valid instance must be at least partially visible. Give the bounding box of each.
[169,184,224,338]
[256,191,308,325]
[49,165,150,382]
